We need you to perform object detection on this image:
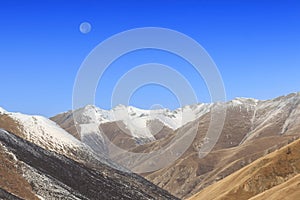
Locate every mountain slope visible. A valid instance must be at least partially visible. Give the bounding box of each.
[250,174,300,200]
[188,136,300,200]
[143,93,300,198]
[0,129,178,200]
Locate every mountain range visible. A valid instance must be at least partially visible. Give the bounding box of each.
[1,92,300,199]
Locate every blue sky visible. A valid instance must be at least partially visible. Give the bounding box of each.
[0,0,299,116]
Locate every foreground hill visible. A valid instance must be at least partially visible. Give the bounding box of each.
[0,129,178,200]
[188,135,300,200]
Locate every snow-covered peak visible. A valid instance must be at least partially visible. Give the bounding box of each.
[0,107,84,154]
[6,111,82,148]
[0,107,6,114]
[230,97,259,106]
[70,103,213,135]
[55,103,215,143]
[72,104,114,124]
[0,108,126,171]
[112,104,128,110]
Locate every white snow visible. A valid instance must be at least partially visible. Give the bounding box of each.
[230,97,259,107]
[69,103,213,141]
[3,111,83,155]
[0,107,6,114]
[73,105,114,124]
[114,103,211,131]
[79,123,102,136]
[36,195,45,200]
[1,107,81,150]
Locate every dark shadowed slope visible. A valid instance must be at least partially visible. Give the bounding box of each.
[0,129,178,200]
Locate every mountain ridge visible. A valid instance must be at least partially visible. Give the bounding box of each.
[1,92,300,199]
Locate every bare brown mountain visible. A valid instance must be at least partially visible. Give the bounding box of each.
[188,135,300,200]
[52,92,300,199]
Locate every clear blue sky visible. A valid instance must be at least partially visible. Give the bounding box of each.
[0,0,299,116]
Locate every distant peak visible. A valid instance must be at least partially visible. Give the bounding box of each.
[83,104,97,109]
[113,104,127,109]
[79,104,104,112]
[233,97,259,101]
[229,97,259,106]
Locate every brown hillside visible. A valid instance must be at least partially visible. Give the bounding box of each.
[249,173,300,200]
[188,137,300,200]
[0,114,25,138]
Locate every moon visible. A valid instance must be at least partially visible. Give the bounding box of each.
[79,22,92,34]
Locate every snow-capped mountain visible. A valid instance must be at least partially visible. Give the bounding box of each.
[1,108,82,151]
[0,107,126,171]
[53,103,213,141]
[51,102,215,161]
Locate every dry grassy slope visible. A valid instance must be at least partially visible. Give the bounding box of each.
[249,174,300,200]
[188,137,300,200]
[0,114,25,138]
